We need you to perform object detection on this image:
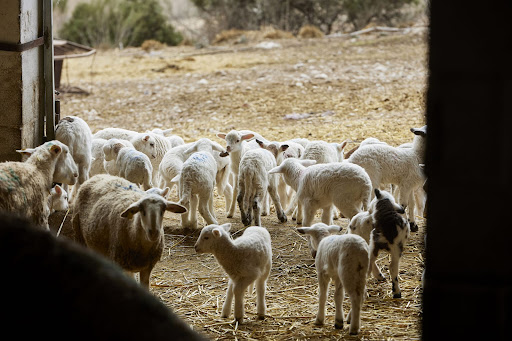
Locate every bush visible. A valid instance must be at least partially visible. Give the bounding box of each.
[59,0,183,48]
[191,0,421,36]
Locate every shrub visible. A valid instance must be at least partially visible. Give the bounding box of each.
[59,0,183,48]
[191,0,422,36]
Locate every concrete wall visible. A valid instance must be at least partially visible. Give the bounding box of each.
[0,0,43,161]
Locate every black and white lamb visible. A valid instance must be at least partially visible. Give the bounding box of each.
[368,189,410,298]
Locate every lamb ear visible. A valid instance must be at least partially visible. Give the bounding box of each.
[183,143,198,155]
[121,203,140,219]
[166,202,187,214]
[374,188,381,199]
[327,225,342,234]
[113,143,124,154]
[212,228,223,238]
[143,135,150,142]
[160,187,170,198]
[300,159,316,167]
[16,148,37,156]
[411,127,427,137]
[220,223,231,232]
[216,133,227,140]
[296,227,310,235]
[49,144,62,155]
[268,165,283,174]
[241,133,254,141]
[281,144,289,151]
[171,174,180,184]
[54,185,62,195]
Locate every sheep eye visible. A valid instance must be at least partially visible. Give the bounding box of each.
[236,139,240,143]
[150,143,155,147]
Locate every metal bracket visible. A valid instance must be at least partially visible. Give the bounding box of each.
[0,36,45,52]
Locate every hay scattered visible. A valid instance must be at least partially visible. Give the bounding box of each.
[298,25,325,39]
[213,29,248,45]
[59,28,428,340]
[262,26,295,40]
[213,26,295,45]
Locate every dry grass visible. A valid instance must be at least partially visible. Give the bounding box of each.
[141,39,166,52]
[58,27,428,340]
[298,25,325,39]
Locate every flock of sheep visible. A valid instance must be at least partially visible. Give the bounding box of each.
[0,115,426,335]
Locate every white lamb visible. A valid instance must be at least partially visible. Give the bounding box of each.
[256,139,305,210]
[302,140,348,163]
[0,141,78,229]
[147,128,185,147]
[172,138,224,229]
[158,142,194,193]
[297,223,369,335]
[348,126,427,232]
[216,130,265,218]
[347,211,373,244]
[296,139,348,220]
[93,127,157,161]
[102,129,172,185]
[289,138,311,149]
[159,139,231,210]
[194,223,272,323]
[55,116,93,200]
[90,138,135,177]
[48,185,69,214]
[213,150,233,213]
[89,138,108,176]
[72,174,187,289]
[103,140,153,190]
[368,189,410,298]
[269,158,372,227]
[237,148,287,226]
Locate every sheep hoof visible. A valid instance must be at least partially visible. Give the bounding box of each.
[279,214,287,223]
[409,221,418,232]
[334,320,344,329]
[393,292,402,299]
[257,314,265,320]
[349,329,359,335]
[227,214,233,219]
[314,319,324,326]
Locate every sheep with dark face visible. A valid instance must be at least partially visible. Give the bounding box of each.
[368,189,410,298]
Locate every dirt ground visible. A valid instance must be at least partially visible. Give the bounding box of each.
[58,27,428,340]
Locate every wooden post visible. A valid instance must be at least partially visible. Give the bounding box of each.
[43,0,55,141]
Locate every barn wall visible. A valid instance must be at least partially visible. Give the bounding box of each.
[0,0,42,162]
[423,1,512,339]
